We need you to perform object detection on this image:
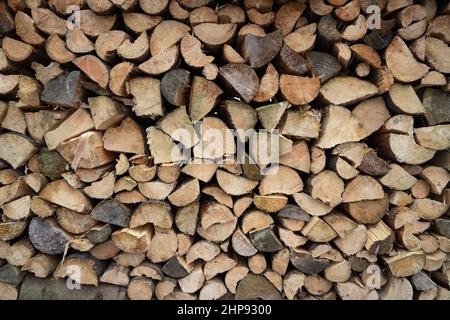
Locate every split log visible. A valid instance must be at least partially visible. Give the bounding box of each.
[219,63,259,103]
[385,36,429,82]
[189,76,223,122]
[39,179,91,213]
[279,75,320,105]
[241,30,282,69]
[235,274,281,300]
[127,77,163,118]
[91,199,131,227]
[319,76,378,106]
[161,68,190,107]
[79,10,116,38]
[103,117,146,154]
[28,217,72,255]
[181,35,214,69]
[73,55,109,89]
[149,21,190,56]
[41,71,83,108]
[2,37,37,63]
[0,0,448,301]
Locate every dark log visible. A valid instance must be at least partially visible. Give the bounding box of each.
[219,63,259,103]
[277,44,308,76]
[305,51,341,83]
[249,225,283,253]
[0,264,24,285]
[235,274,281,300]
[422,88,450,125]
[37,149,67,180]
[241,30,283,69]
[19,275,127,300]
[161,255,192,278]
[41,71,83,108]
[161,68,191,107]
[28,217,73,255]
[290,249,330,275]
[91,199,132,227]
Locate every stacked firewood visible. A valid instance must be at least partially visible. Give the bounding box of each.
[0,0,449,300]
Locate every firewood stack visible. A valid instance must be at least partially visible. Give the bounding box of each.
[0,0,449,301]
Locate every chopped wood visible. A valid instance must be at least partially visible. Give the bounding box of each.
[103,117,145,154]
[280,75,320,106]
[241,30,282,69]
[320,76,378,106]
[235,274,280,300]
[161,68,191,107]
[73,55,109,89]
[150,20,190,57]
[219,63,259,103]
[0,0,447,301]
[386,36,429,82]
[181,35,214,68]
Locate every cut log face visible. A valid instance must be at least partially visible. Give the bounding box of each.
[241,30,283,69]
[189,76,223,122]
[320,76,378,106]
[41,71,83,108]
[316,105,367,149]
[0,133,36,169]
[385,36,429,82]
[28,218,73,255]
[103,117,146,154]
[387,83,426,114]
[150,20,190,56]
[39,180,91,213]
[219,63,259,103]
[0,0,448,301]
[91,200,131,227]
[193,23,236,50]
[280,75,320,105]
[342,175,385,203]
[73,55,109,89]
[181,35,214,69]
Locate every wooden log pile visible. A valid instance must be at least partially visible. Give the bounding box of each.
[0,0,449,301]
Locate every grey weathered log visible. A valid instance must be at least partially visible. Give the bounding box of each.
[290,250,330,275]
[91,199,132,227]
[277,44,309,76]
[278,204,310,221]
[28,217,73,255]
[317,15,342,49]
[161,255,191,279]
[235,274,281,300]
[422,88,450,125]
[411,271,437,291]
[86,224,113,244]
[0,264,24,285]
[241,30,283,69]
[19,275,127,300]
[249,225,283,253]
[305,51,341,83]
[433,218,450,238]
[161,68,191,107]
[219,63,259,103]
[41,71,83,108]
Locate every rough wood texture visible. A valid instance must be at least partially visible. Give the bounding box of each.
[0,0,448,301]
